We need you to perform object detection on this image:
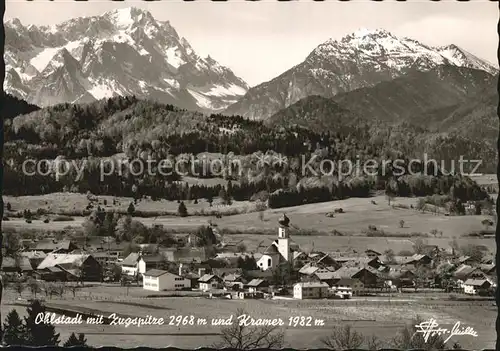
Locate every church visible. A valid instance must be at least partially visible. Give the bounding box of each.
[256,214,297,271]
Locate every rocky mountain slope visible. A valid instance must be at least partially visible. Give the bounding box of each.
[4,7,249,112]
[224,28,497,120]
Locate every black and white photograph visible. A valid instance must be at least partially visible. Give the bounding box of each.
[0,0,498,349]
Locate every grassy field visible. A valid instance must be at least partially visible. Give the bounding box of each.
[2,285,495,349]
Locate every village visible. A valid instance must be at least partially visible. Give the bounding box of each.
[2,213,496,302]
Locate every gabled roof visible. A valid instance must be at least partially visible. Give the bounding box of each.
[479,264,496,273]
[199,274,220,283]
[20,251,47,260]
[294,282,329,288]
[37,253,91,270]
[299,265,319,275]
[247,279,268,287]
[314,271,337,280]
[263,245,280,255]
[453,264,482,279]
[35,240,76,251]
[144,269,171,278]
[121,253,141,266]
[2,256,33,271]
[463,279,491,287]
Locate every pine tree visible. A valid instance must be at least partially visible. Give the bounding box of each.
[178,201,188,217]
[127,202,135,215]
[2,309,26,345]
[63,332,88,347]
[23,300,60,346]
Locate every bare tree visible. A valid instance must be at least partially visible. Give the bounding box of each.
[366,334,383,350]
[28,278,41,298]
[321,325,364,350]
[213,308,285,350]
[13,278,24,298]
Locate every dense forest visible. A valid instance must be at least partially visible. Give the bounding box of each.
[2,95,492,208]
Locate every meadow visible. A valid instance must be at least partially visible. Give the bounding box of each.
[2,286,495,349]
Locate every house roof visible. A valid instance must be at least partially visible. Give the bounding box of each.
[479,264,496,273]
[121,253,141,266]
[37,253,91,270]
[223,273,243,282]
[20,251,47,260]
[263,245,280,255]
[453,264,481,279]
[144,269,171,278]
[299,265,319,275]
[294,282,329,288]
[247,279,268,287]
[35,240,75,251]
[463,279,491,287]
[315,271,337,280]
[199,274,219,283]
[2,256,33,271]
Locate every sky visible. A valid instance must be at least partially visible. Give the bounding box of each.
[5,0,499,87]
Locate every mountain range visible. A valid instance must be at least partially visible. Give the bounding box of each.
[4,7,249,112]
[224,28,497,120]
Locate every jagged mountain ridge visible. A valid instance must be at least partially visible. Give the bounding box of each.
[4,7,249,111]
[224,28,497,120]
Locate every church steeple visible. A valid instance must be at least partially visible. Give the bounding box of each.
[277,214,291,261]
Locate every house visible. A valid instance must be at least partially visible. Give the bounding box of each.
[293,282,329,299]
[223,273,246,290]
[365,249,381,258]
[1,256,33,274]
[162,246,212,264]
[479,264,496,276]
[37,253,102,281]
[336,256,382,269]
[120,253,167,277]
[32,240,79,254]
[313,270,339,287]
[332,278,364,295]
[456,256,473,266]
[247,279,270,293]
[333,266,380,287]
[452,265,487,283]
[298,264,319,279]
[463,279,492,295]
[20,251,47,270]
[93,251,119,266]
[143,269,191,292]
[198,274,223,291]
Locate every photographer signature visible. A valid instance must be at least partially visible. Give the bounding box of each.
[414,318,478,343]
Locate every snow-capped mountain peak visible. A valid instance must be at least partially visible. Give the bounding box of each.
[4,7,249,112]
[224,28,498,120]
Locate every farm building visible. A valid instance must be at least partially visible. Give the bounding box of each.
[312,270,338,287]
[247,279,270,293]
[32,240,79,254]
[453,265,487,282]
[20,251,47,270]
[198,274,223,291]
[142,269,191,292]
[463,279,492,295]
[333,266,380,287]
[37,253,102,281]
[293,282,329,300]
[1,256,33,274]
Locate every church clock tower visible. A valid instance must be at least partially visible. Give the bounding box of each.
[277,214,291,262]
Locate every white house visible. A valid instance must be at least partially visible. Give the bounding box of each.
[143,269,191,292]
[293,282,329,300]
[463,279,492,295]
[198,274,223,291]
